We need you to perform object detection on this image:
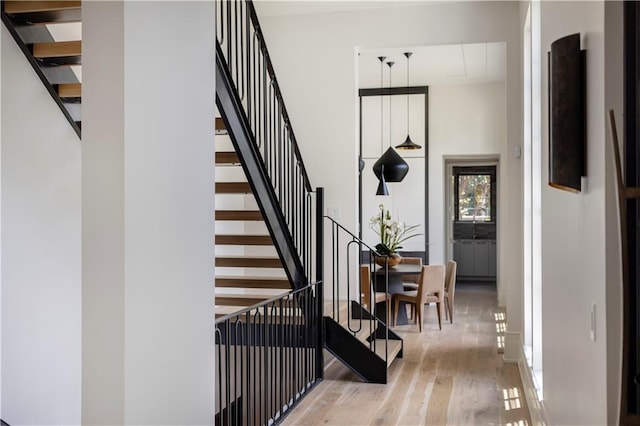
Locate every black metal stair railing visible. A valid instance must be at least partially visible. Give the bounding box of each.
[215,0,316,290]
[324,216,393,354]
[215,282,323,426]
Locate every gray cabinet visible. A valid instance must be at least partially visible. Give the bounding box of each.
[453,239,496,278]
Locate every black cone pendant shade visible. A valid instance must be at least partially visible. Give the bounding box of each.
[396,134,421,150]
[376,165,390,196]
[373,147,409,182]
[396,52,422,150]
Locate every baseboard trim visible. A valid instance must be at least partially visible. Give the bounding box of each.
[503,332,548,426]
[2,419,10,426]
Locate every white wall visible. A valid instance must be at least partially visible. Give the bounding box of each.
[604,2,623,423]
[429,82,505,264]
[255,1,522,309]
[539,2,611,424]
[1,25,81,425]
[82,2,215,423]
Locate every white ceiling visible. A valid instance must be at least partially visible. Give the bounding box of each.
[253,0,420,17]
[359,42,506,88]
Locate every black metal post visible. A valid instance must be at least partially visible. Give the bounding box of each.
[315,187,324,379]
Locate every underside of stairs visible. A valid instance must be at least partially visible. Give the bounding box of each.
[323,300,403,384]
[214,117,293,317]
[1,0,82,137]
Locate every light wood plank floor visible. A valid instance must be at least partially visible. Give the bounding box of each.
[282,283,531,426]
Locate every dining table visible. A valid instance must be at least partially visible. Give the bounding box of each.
[372,263,422,326]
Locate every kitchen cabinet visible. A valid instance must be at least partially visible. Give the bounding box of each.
[453,239,496,278]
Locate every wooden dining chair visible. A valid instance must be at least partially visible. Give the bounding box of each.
[400,256,422,291]
[444,260,458,323]
[392,264,445,332]
[360,265,390,325]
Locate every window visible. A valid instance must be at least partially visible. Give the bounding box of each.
[457,174,492,222]
[453,166,496,223]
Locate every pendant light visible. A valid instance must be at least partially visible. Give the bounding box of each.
[396,52,422,150]
[374,56,390,195]
[373,57,409,190]
[376,165,389,196]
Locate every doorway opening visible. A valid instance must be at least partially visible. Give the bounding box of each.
[445,159,498,284]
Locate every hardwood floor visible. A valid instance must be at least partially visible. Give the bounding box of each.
[282,283,531,426]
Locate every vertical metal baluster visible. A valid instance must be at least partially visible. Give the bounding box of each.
[216,0,222,45]
[336,225,340,323]
[271,303,277,421]
[245,311,251,426]
[245,7,252,125]
[233,0,239,89]
[331,223,337,319]
[276,294,282,413]
[215,327,223,423]
[238,0,245,102]
[224,321,232,426]
[226,0,231,68]
[255,310,261,426]
[234,319,242,425]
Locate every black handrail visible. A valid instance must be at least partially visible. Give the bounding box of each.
[215,282,323,425]
[324,216,391,363]
[215,0,316,288]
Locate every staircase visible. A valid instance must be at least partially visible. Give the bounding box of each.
[214,117,293,316]
[3,0,404,420]
[1,0,82,137]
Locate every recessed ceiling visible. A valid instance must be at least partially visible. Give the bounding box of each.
[359,42,506,88]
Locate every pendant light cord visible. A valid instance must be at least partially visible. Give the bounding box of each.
[405,52,411,138]
[378,56,386,154]
[387,61,394,148]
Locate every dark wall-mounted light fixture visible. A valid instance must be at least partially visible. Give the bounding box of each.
[548,33,586,193]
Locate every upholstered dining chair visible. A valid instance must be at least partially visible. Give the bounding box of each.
[392,264,445,332]
[400,256,422,291]
[360,265,390,325]
[444,260,458,323]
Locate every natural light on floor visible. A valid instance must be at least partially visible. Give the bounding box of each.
[497,334,505,350]
[503,387,522,411]
[505,421,529,426]
[494,310,507,351]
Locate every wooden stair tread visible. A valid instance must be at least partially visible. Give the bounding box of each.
[215,234,272,246]
[4,1,80,14]
[215,152,239,164]
[215,117,227,134]
[58,83,81,98]
[216,275,290,289]
[216,255,282,268]
[374,339,403,367]
[33,40,81,58]
[215,210,263,221]
[215,182,251,194]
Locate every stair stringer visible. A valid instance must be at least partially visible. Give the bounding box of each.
[324,316,398,385]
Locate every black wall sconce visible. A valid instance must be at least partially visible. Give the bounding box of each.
[548,33,586,193]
